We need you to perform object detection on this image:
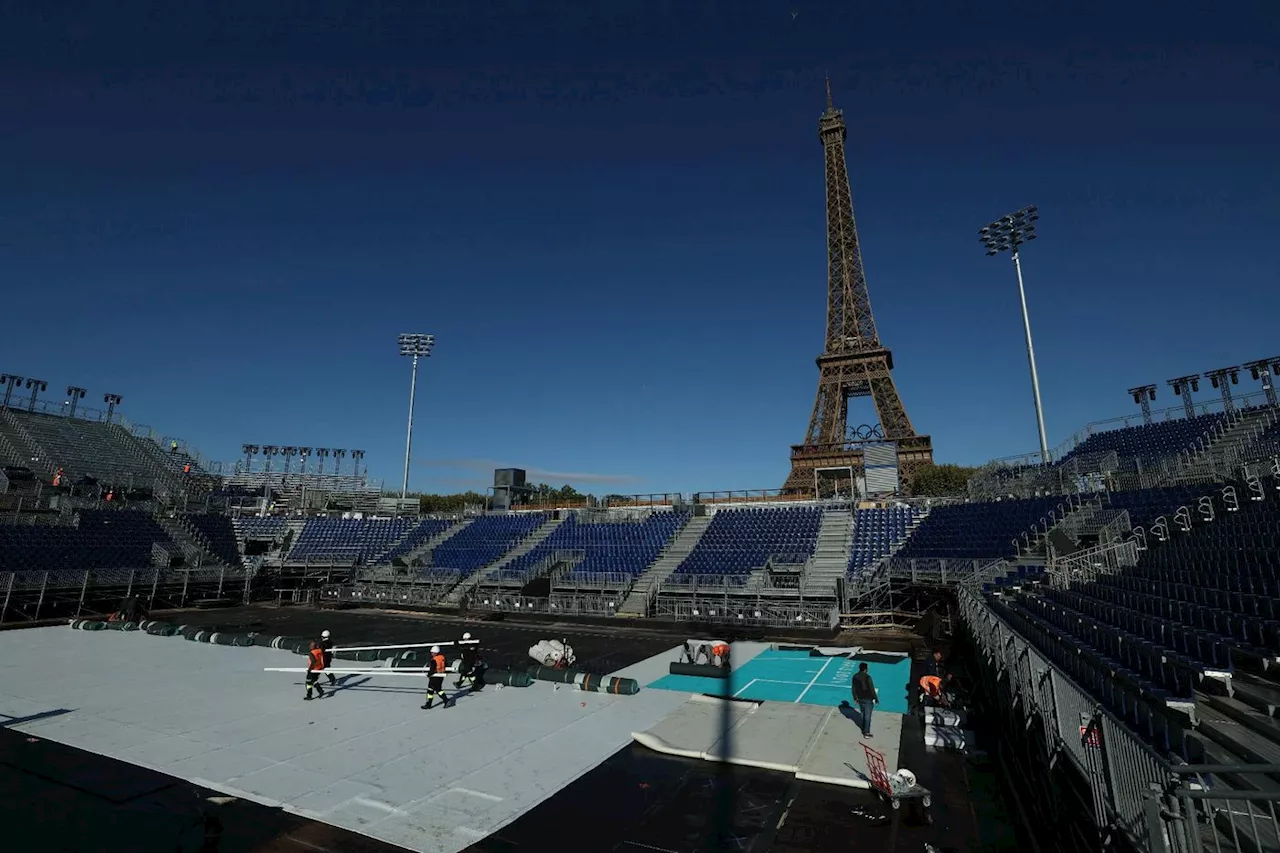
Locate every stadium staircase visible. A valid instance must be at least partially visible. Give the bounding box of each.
[1179,406,1280,482]
[800,506,853,597]
[616,513,711,616]
[439,516,565,605]
[151,512,224,568]
[397,518,473,566]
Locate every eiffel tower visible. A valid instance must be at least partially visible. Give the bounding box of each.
[783,82,933,496]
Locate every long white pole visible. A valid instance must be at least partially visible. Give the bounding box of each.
[264,667,432,676]
[401,353,419,500]
[330,638,479,654]
[1012,250,1050,465]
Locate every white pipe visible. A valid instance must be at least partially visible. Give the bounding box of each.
[264,667,430,676]
[331,639,479,653]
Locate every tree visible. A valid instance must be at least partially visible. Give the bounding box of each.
[909,463,978,497]
[417,491,487,513]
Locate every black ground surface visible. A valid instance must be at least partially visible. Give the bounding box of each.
[1,604,1018,853]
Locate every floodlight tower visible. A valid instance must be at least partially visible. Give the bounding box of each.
[1243,358,1280,409]
[64,386,87,419]
[261,445,278,473]
[315,447,330,473]
[1,375,22,410]
[1128,385,1158,426]
[103,393,123,423]
[298,447,312,475]
[1204,367,1240,415]
[397,333,436,499]
[980,205,1049,464]
[24,378,47,413]
[1167,376,1200,420]
[351,449,365,478]
[333,448,347,475]
[280,446,297,474]
[242,444,259,471]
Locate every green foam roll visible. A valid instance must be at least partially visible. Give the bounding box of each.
[483,668,533,688]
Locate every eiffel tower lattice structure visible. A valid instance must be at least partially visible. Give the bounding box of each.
[783,82,933,496]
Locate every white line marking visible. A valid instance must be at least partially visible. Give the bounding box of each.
[795,657,835,704]
[450,787,503,802]
[732,678,759,697]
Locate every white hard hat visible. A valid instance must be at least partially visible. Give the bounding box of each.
[431,645,440,654]
[321,630,330,639]
[462,632,471,640]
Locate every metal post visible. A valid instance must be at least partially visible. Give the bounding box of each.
[1012,250,1050,465]
[35,572,48,620]
[218,565,225,597]
[0,573,13,624]
[150,568,160,606]
[126,570,135,599]
[76,570,90,617]
[181,570,189,606]
[402,352,419,500]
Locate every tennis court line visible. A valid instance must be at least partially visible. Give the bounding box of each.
[732,678,759,698]
[795,657,835,704]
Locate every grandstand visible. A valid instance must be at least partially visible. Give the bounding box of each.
[4,367,1280,853]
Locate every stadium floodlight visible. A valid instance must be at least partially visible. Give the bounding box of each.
[1204,366,1241,415]
[242,444,259,470]
[397,333,436,499]
[351,449,365,478]
[24,378,47,413]
[315,447,330,474]
[261,445,278,473]
[1128,385,1158,426]
[65,386,87,419]
[1167,375,1200,420]
[1243,358,1280,409]
[1,375,22,410]
[298,447,312,474]
[333,448,347,475]
[102,393,123,423]
[979,205,1048,464]
[280,446,297,474]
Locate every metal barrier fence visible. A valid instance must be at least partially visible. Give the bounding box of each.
[0,566,254,623]
[1045,538,1140,589]
[959,585,1280,853]
[651,593,837,628]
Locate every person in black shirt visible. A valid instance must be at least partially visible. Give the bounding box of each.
[319,630,337,686]
[851,662,878,738]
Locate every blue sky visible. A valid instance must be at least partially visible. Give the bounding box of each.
[2,1,1277,496]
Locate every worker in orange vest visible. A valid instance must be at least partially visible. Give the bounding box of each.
[421,645,452,710]
[919,674,946,706]
[304,641,327,701]
[711,642,731,669]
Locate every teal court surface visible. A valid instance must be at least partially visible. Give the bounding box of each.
[647,647,912,714]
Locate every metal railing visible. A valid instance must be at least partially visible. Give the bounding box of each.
[959,585,1280,853]
[0,565,255,624]
[888,556,1014,587]
[1045,538,1140,588]
[650,592,838,628]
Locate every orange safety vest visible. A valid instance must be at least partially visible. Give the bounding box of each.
[919,675,942,696]
[308,647,325,671]
[711,643,730,659]
[431,653,446,675]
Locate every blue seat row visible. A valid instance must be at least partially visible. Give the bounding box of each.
[426,513,548,576]
[498,510,688,582]
[288,517,415,561]
[0,509,175,571]
[896,496,1060,560]
[847,506,922,576]
[673,506,823,579]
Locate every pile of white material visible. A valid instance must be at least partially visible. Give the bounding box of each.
[923,723,977,753]
[529,638,576,668]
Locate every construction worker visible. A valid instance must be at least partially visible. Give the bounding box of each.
[455,632,477,689]
[421,645,451,710]
[711,642,731,669]
[319,630,337,686]
[919,674,945,707]
[304,641,327,701]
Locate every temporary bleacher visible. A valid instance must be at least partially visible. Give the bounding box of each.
[287,517,415,563]
[847,506,923,576]
[425,513,547,578]
[1056,412,1228,469]
[894,496,1060,561]
[668,505,824,585]
[6,411,152,487]
[183,514,243,566]
[375,517,458,564]
[234,517,287,540]
[493,510,687,583]
[0,509,175,572]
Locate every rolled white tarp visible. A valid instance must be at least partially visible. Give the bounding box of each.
[529,639,576,668]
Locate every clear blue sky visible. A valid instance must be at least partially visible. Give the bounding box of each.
[2,1,1277,496]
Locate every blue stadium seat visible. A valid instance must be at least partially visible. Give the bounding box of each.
[426,513,548,577]
[0,509,175,571]
[1056,412,1227,469]
[671,506,823,583]
[183,514,242,565]
[377,518,458,564]
[895,496,1060,561]
[847,506,923,577]
[495,510,688,582]
[288,517,415,562]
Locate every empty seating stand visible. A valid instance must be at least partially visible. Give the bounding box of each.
[671,506,823,584]
[288,518,415,563]
[10,411,153,486]
[235,517,286,540]
[497,510,687,583]
[895,496,1059,561]
[847,506,922,577]
[1055,412,1226,470]
[376,518,457,564]
[183,514,242,566]
[0,509,175,571]
[426,513,547,577]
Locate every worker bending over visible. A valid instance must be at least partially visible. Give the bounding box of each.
[319,630,337,686]
[304,641,327,701]
[711,642,731,669]
[421,645,452,710]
